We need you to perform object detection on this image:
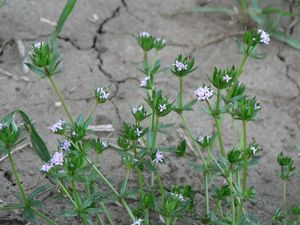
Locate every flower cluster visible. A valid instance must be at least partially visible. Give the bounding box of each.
[153,149,164,164]
[95,87,109,104]
[131,218,143,225]
[171,55,196,77]
[194,86,214,101]
[137,32,166,52]
[140,76,150,88]
[49,119,66,134]
[170,192,186,202]
[258,28,270,45]
[132,105,147,122]
[40,151,64,172]
[60,139,71,151]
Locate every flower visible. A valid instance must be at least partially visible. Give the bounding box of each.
[153,149,164,163]
[173,60,188,71]
[194,86,214,101]
[72,131,77,137]
[156,37,166,44]
[254,102,261,110]
[40,163,52,172]
[131,218,143,225]
[171,192,186,201]
[61,140,71,151]
[223,74,231,83]
[257,29,270,45]
[49,119,66,133]
[159,104,166,112]
[132,106,143,114]
[135,128,143,137]
[51,151,64,166]
[34,41,44,49]
[96,88,109,101]
[140,76,150,87]
[139,32,150,38]
[0,122,7,130]
[250,146,258,154]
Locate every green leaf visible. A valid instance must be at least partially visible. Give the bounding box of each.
[0,0,5,8]
[17,110,51,162]
[190,6,236,15]
[28,185,48,200]
[25,63,46,78]
[272,31,300,50]
[54,0,77,36]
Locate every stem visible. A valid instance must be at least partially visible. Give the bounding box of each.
[242,120,247,195]
[48,76,74,124]
[8,152,27,205]
[71,179,81,208]
[216,119,225,157]
[204,172,210,215]
[56,179,77,208]
[96,214,105,225]
[137,169,144,201]
[31,207,59,225]
[151,115,159,153]
[87,103,97,120]
[85,157,135,222]
[179,77,183,113]
[282,169,287,225]
[100,202,115,225]
[229,173,236,225]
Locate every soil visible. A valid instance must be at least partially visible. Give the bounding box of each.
[0,0,300,224]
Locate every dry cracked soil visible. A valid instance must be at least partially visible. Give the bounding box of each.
[0,0,300,224]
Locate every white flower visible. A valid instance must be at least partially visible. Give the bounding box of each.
[40,163,52,172]
[173,60,187,71]
[171,192,186,202]
[194,86,214,101]
[101,141,109,148]
[34,41,44,49]
[72,131,77,137]
[223,74,231,83]
[131,218,143,225]
[96,88,109,100]
[132,106,143,114]
[49,120,65,133]
[254,103,261,110]
[257,29,270,45]
[153,150,164,163]
[250,146,258,154]
[135,128,143,137]
[159,104,166,112]
[139,32,151,38]
[51,152,64,166]
[156,37,166,44]
[0,122,7,130]
[140,76,150,87]
[132,107,138,114]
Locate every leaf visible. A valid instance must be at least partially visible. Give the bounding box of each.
[28,185,48,200]
[272,31,300,50]
[25,63,46,78]
[190,6,236,15]
[54,0,77,36]
[18,110,51,162]
[0,0,5,8]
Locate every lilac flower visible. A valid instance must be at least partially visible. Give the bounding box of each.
[159,104,166,112]
[51,151,64,166]
[139,32,151,38]
[131,218,143,225]
[140,76,150,87]
[61,140,71,151]
[173,60,188,71]
[153,150,164,163]
[40,163,52,172]
[34,41,44,49]
[194,86,214,101]
[96,88,109,100]
[223,74,231,83]
[257,29,270,45]
[135,128,143,137]
[49,119,65,133]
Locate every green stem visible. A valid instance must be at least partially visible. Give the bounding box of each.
[204,172,210,215]
[96,214,105,225]
[87,103,97,120]
[71,179,81,208]
[48,76,74,124]
[31,207,59,225]
[242,120,247,195]
[157,173,165,199]
[85,157,135,222]
[229,173,236,225]
[219,201,224,218]
[216,119,225,157]
[56,179,77,208]
[100,202,115,225]
[137,169,144,201]
[8,152,28,205]
[179,77,183,113]
[282,169,287,225]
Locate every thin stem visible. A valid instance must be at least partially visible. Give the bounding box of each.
[96,214,105,225]
[151,115,159,153]
[100,202,115,225]
[87,103,97,120]
[56,179,77,208]
[8,152,27,204]
[229,173,236,225]
[242,120,248,195]
[85,157,135,222]
[204,172,210,215]
[48,76,74,124]
[31,207,59,225]
[157,173,165,199]
[137,169,144,201]
[282,169,287,225]
[179,77,183,113]
[216,119,225,157]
